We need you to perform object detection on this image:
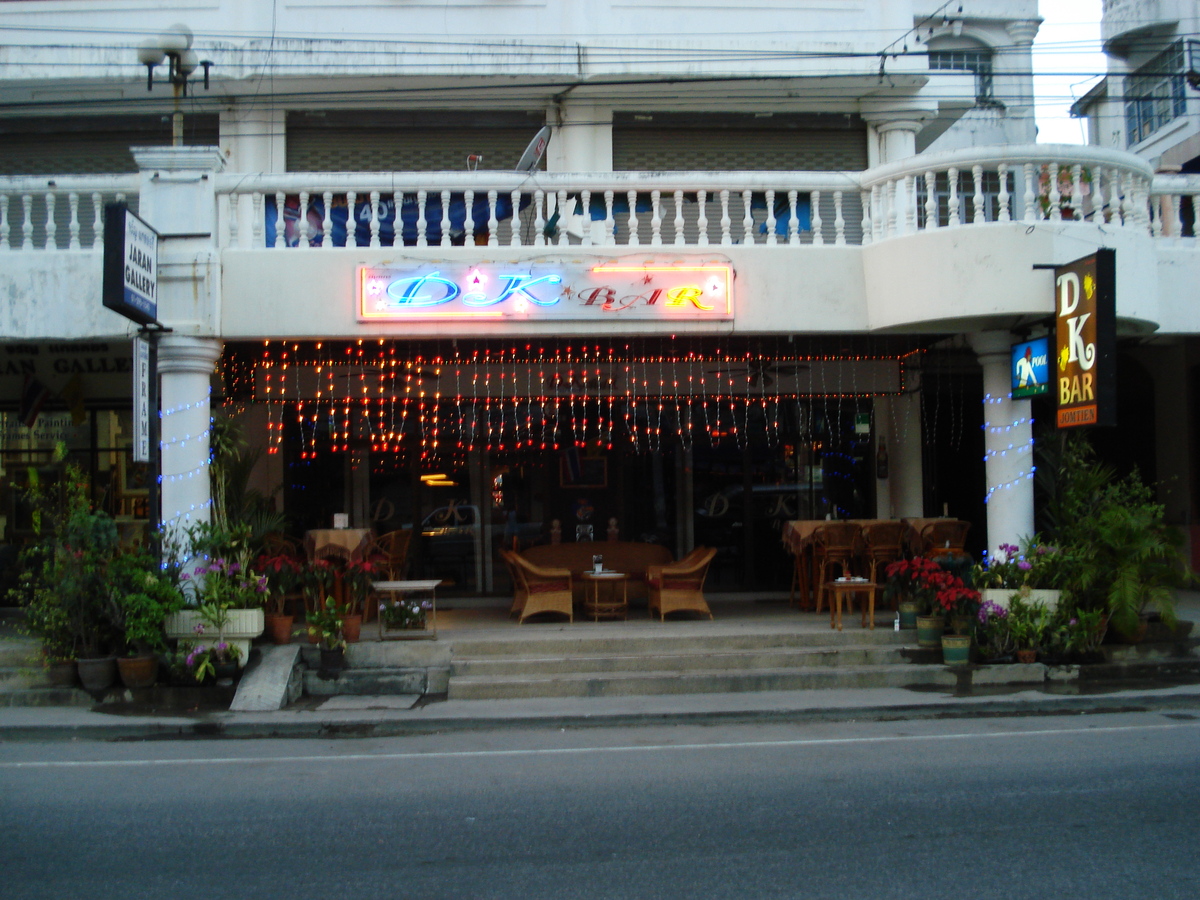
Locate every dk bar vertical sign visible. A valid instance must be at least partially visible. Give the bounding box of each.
[1054,249,1116,429]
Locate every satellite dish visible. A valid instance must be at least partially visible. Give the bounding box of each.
[515,126,552,173]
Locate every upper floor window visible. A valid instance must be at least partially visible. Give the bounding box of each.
[929,48,994,105]
[1125,41,1188,145]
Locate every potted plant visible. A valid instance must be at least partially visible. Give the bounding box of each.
[379,594,433,635]
[976,599,1015,663]
[306,596,347,678]
[1043,437,1190,643]
[1006,596,1050,664]
[109,546,185,688]
[883,557,978,650]
[341,557,383,642]
[256,551,304,644]
[300,558,340,642]
[972,538,1066,611]
[178,638,243,684]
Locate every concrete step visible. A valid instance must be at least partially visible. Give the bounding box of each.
[450,644,910,678]
[0,685,95,707]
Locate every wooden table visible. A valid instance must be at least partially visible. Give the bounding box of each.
[305,527,373,561]
[581,570,629,621]
[783,520,890,610]
[373,579,441,640]
[823,579,879,631]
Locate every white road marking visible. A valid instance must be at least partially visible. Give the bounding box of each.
[0,719,1196,769]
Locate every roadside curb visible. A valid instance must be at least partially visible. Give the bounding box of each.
[3,685,1199,743]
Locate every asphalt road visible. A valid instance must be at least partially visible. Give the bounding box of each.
[1,709,1198,899]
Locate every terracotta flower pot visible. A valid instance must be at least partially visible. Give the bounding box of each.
[341,614,362,644]
[265,613,294,645]
[1016,648,1037,664]
[117,655,159,689]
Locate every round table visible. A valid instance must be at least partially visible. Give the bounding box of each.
[581,571,629,621]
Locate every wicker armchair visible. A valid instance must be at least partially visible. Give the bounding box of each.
[647,547,716,621]
[507,552,574,624]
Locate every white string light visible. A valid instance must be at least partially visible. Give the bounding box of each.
[160,386,214,419]
[984,469,1036,503]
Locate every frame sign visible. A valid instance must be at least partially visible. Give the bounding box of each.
[1054,249,1115,429]
[1011,336,1050,399]
[132,336,151,463]
[102,203,159,326]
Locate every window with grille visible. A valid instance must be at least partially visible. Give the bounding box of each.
[929,49,994,105]
[1125,41,1188,145]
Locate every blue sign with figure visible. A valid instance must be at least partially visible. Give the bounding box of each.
[1011,336,1049,399]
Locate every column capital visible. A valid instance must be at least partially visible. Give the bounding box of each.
[131,146,226,177]
[157,334,222,377]
[1005,19,1042,46]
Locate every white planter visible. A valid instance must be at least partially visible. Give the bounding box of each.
[164,608,265,667]
[981,588,1061,612]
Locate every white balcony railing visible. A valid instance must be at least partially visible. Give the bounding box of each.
[3,146,1199,253]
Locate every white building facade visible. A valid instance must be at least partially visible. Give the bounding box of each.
[3,1,1198,592]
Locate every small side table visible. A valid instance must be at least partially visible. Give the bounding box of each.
[581,571,629,621]
[373,579,441,640]
[823,580,879,631]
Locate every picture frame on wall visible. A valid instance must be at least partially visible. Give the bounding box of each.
[560,455,607,488]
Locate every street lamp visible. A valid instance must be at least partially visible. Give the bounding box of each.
[136,25,213,145]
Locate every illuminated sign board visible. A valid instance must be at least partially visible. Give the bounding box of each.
[358,257,734,321]
[1011,336,1050,399]
[102,203,159,326]
[1054,249,1115,429]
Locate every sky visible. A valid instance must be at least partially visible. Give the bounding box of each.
[1032,0,1106,144]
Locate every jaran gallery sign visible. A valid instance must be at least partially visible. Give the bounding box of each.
[358,256,733,321]
[1054,249,1115,429]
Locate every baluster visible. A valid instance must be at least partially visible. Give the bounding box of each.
[1169,194,1182,239]
[764,189,778,246]
[603,190,615,246]
[91,193,103,249]
[741,190,753,244]
[319,192,333,248]
[787,190,800,246]
[274,191,286,247]
[555,190,568,246]
[673,190,684,246]
[885,180,897,237]
[626,190,639,246]
[392,191,404,246]
[650,189,662,246]
[22,194,33,250]
[861,189,873,246]
[696,190,708,246]
[833,190,846,245]
[368,191,380,247]
[924,171,938,230]
[811,191,823,246]
[1103,168,1117,225]
[997,164,1011,222]
[972,165,985,224]
[440,190,452,247]
[416,190,428,247]
[296,191,310,246]
[42,193,55,249]
[903,175,916,232]
[947,169,960,227]
[464,189,476,245]
[487,190,499,246]
[347,191,360,246]
[1119,173,1133,228]
[0,195,8,250]
[251,193,264,247]
[1047,163,1062,222]
[1070,165,1084,221]
[224,192,238,248]
[534,190,546,246]
[1023,163,1037,224]
[580,190,593,247]
[719,190,732,246]
[68,193,80,250]
[511,190,523,246]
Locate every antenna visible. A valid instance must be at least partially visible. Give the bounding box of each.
[515,126,551,173]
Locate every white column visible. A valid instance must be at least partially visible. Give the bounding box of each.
[1002,20,1041,142]
[158,335,222,537]
[862,115,926,235]
[969,331,1035,557]
[876,371,924,519]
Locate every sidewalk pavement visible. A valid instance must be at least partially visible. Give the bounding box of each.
[2,592,1198,743]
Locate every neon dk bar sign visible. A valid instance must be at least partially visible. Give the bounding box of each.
[358,257,734,321]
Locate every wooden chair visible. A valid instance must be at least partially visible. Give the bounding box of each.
[367,528,413,580]
[813,522,863,613]
[921,520,971,559]
[861,521,907,601]
[311,543,352,612]
[507,552,574,624]
[499,548,529,618]
[647,547,716,621]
